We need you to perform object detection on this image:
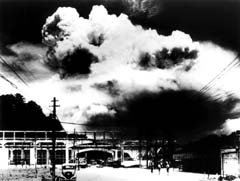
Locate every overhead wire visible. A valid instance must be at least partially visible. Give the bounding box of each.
[0,55,55,113]
[0,55,29,87]
[200,54,239,93]
[0,72,18,89]
[60,121,86,125]
[199,53,240,95]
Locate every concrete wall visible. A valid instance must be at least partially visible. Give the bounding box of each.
[221,149,239,177]
[0,148,8,168]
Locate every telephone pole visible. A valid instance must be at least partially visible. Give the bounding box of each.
[50,97,60,181]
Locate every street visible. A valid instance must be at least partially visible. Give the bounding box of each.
[76,167,218,181]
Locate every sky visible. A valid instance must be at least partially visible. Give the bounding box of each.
[0,0,239,51]
[0,0,240,142]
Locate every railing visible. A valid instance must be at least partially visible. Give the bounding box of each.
[0,131,121,141]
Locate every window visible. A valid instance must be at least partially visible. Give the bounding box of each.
[15,132,25,140]
[24,150,30,165]
[0,132,3,140]
[56,150,66,164]
[5,132,14,140]
[13,150,21,165]
[37,150,47,165]
[49,150,66,164]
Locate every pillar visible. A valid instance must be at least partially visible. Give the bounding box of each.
[46,149,50,165]
[113,150,118,161]
[238,148,240,177]
[220,150,224,176]
[65,144,69,164]
[0,143,8,168]
[21,148,24,166]
[30,148,36,165]
[120,143,124,162]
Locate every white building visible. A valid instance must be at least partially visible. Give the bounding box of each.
[0,130,151,168]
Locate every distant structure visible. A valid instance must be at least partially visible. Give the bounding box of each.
[220,131,240,177]
[172,131,240,176]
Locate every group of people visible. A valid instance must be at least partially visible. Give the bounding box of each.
[149,159,170,175]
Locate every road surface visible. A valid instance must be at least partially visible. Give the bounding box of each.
[76,167,218,181]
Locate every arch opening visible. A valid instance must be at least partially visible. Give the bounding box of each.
[76,149,113,164]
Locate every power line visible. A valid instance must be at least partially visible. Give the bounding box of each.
[60,121,121,129]
[0,56,59,114]
[0,56,29,87]
[201,61,240,94]
[60,121,87,125]
[0,72,18,89]
[199,53,240,94]
[200,55,239,93]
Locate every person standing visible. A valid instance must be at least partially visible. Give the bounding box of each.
[166,161,170,175]
[157,161,162,175]
[150,160,154,173]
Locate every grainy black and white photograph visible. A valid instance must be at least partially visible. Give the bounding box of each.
[0,0,239,180]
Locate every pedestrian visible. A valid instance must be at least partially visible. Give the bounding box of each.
[157,161,162,175]
[150,160,154,173]
[166,161,170,175]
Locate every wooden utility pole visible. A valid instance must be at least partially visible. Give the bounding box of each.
[50,97,60,181]
[139,138,142,167]
[73,129,76,164]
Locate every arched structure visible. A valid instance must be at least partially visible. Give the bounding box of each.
[76,148,117,163]
[76,148,115,155]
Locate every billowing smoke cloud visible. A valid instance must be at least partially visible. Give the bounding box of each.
[87,89,240,139]
[42,6,199,78]
[93,80,120,97]
[123,0,162,17]
[0,5,239,140]
[47,47,99,78]
[0,42,50,81]
[139,47,198,70]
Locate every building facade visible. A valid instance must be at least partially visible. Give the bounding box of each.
[0,131,154,168]
[0,131,116,168]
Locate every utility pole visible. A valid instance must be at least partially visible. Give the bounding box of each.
[50,97,60,181]
[73,129,76,164]
[139,137,142,167]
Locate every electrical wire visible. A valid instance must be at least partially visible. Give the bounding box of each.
[0,72,18,89]
[0,56,29,87]
[200,55,239,93]
[60,121,87,125]
[199,54,240,95]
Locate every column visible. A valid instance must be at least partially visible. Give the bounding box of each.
[46,149,50,165]
[30,148,36,165]
[9,149,13,165]
[238,148,240,177]
[65,143,69,164]
[20,148,24,166]
[0,143,8,168]
[120,142,124,162]
[113,150,118,161]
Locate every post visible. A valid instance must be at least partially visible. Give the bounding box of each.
[146,137,149,168]
[220,151,224,176]
[34,135,37,176]
[94,132,96,147]
[120,141,124,163]
[238,148,240,178]
[52,130,56,181]
[73,129,76,164]
[50,97,60,181]
[65,144,69,164]
[139,137,142,167]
